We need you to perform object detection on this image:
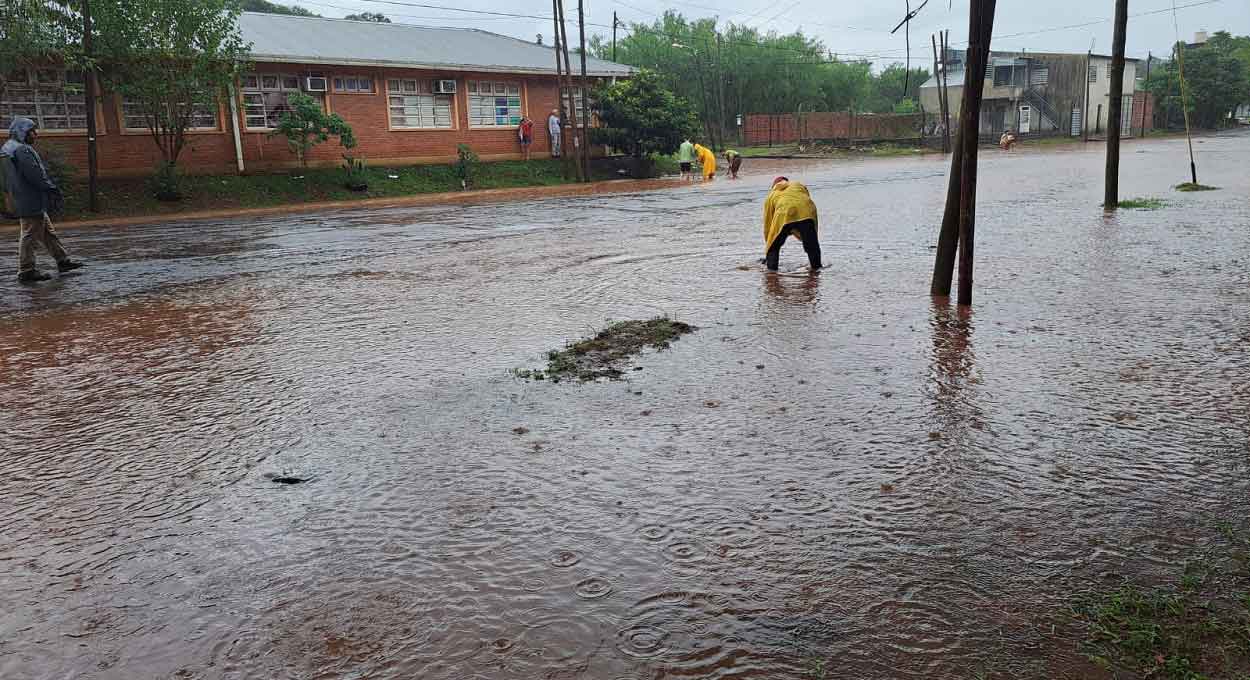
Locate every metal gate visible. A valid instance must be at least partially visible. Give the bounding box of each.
[1070,108,1082,136]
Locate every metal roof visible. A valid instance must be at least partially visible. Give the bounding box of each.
[238,12,634,77]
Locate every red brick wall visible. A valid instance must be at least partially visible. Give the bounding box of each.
[1131,91,1154,134]
[34,62,601,178]
[743,112,926,146]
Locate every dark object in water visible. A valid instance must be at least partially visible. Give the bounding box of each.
[271,476,306,485]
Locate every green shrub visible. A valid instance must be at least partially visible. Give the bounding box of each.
[149,162,182,201]
[40,146,76,189]
[453,143,479,189]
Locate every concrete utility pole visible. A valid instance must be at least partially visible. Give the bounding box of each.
[1104,0,1128,208]
[82,0,99,212]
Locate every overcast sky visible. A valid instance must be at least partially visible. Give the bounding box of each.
[287,0,1248,68]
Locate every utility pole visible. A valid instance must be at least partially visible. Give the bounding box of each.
[930,0,996,304]
[941,30,952,154]
[931,33,948,153]
[555,0,584,181]
[552,0,575,180]
[1104,0,1128,209]
[612,11,618,62]
[82,0,99,212]
[577,0,590,181]
[1083,49,1092,142]
[1140,51,1151,137]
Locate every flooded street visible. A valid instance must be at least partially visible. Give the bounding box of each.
[2,132,1249,679]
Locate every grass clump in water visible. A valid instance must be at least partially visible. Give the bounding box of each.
[1072,522,1250,679]
[1175,182,1219,192]
[1115,197,1168,210]
[515,317,696,383]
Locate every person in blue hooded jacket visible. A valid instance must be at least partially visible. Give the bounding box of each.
[3,117,83,282]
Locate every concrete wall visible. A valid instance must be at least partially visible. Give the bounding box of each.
[32,63,601,178]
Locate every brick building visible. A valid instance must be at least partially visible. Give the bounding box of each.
[1,12,632,177]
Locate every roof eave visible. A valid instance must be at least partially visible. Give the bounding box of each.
[248,53,633,77]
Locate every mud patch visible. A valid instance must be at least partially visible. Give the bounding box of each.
[516,318,696,383]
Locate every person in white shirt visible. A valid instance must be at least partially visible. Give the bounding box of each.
[547,109,563,158]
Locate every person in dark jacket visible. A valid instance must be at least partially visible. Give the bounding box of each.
[3,117,83,282]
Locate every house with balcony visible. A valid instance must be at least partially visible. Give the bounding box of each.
[919,49,1142,139]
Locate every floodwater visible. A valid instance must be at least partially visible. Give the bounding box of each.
[2,132,1249,680]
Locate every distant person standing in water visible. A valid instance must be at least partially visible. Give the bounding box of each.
[2,117,83,283]
[724,149,742,179]
[547,109,563,158]
[677,139,695,181]
[518,116,534,161]
[762,176,820,272]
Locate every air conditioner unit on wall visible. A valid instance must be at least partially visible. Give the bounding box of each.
[305,76,328,92]
[433,79,457,94]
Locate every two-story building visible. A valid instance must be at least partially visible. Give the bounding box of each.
[0,12,633,177]
[919,49,1141,139]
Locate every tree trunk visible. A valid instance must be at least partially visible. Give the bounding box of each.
[1104,0,1128,208]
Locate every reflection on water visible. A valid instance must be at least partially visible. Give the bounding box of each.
[2,133,1250,679]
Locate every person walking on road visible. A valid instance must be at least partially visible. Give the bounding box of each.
[518,116,535,161]
[762,176,821,272]
[547,109,563,158]
[677,139,695,181]
[693,143,716,181]
[724,149,742,179]
[3,117,83,283]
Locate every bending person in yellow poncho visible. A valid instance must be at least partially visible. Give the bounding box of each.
[693,143,716,181]
[762,176,821,272]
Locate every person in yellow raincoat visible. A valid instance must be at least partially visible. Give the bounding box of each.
[693,143,716,181]
[762,176,821,271]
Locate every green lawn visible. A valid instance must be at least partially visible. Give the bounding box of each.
[55,157,677,222]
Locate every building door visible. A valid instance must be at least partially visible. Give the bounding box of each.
[1071,108,1082,136]
[1019,105,1032,133]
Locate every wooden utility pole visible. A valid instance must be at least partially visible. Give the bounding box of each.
[931,33,949,153]
[956,0,997,306]
[577,0,590,181]
[1140,51,1151,137]
[82,0,99,212]
[941,31,952,154]
[554,0,584,181]
[1104,0,1128,208]
[930,0,996,304]
[1083,50,1092,142]
[612,12,619,62]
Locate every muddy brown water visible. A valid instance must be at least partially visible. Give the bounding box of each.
[2,133,1249,679]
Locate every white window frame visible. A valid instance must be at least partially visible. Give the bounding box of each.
[467,80,523,128]
[386,78,455,130]
[333,75,375,94]
[121,94,221,133]
[1088,64,1098,83]
[0,67,89,134]
[241,72,305,130]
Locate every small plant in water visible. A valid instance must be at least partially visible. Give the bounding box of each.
[1175,182,1219,192]
[1114,197,1167,210]
[513,317,696,383]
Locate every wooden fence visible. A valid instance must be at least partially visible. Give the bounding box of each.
[743,112,929,146]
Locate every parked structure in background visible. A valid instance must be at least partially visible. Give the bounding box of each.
[919,48,1143,139]
[0,12,632,177]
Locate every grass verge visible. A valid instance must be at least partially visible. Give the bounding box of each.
[1072,521,1250,679]
[515,317,696,383]
[54,157,678,223]
[1176,183,1220,192]
[1115,197,1168,210]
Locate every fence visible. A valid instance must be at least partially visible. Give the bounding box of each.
[743,111,928,146]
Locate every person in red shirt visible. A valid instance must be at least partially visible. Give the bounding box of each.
[518,116,535,161]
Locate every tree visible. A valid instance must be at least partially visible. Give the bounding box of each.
[1147,33,1250,129]
[590,68,698,159]
[343,12,390,22]
[0,0,74,102]
[93,0,249,167]
[271,91,356,167]
[241,0,318,16]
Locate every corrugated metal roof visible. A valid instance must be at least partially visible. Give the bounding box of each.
[238,12,634,77]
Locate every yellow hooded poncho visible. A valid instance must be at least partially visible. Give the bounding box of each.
[693,143,716,179]
[763,180,818,255]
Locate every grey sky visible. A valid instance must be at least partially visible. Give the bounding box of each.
[288,0,1248,68]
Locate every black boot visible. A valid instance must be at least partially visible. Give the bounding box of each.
[18,270,52,283]
[57,260,84,273]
